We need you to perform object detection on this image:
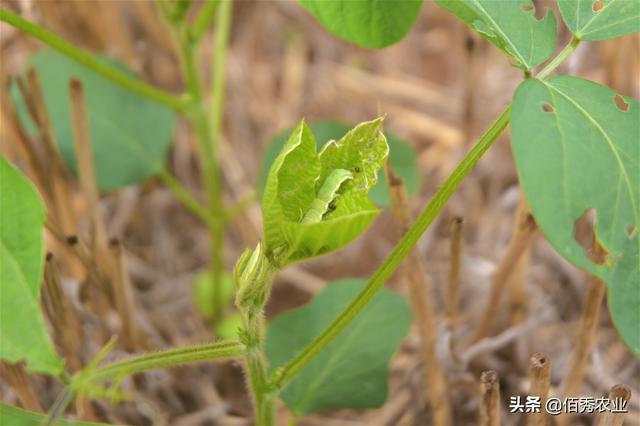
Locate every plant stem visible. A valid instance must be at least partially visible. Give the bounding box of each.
[45,341,243,424]
[234,245,278,425]
[537,36,581,80]
[189,0,221,42]
[244,307,276,426]
[208,0,232,315]
[0,8,188,113]
[158,168,214,226]
[84,340,244,383]
[273,105,511,390]
[171,15,226,318]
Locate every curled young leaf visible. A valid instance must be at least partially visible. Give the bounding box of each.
[262,118,389,267]
[258,120,419,207]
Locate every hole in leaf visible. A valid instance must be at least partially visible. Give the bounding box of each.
[519,1,545,19]
[628,225,637,238]
[573,208,607,265]
[614,94,629,112]
[592,0,603,12]
[542,103,554,112]
[520,3,534,12]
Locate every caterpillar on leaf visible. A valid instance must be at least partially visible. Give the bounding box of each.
[301,168,353,224]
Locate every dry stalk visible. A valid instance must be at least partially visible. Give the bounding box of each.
[0,95,35,163]
[64,234,113,318]
[69,79,119,318]
[9,78,54,204]
[556,275,606,426]
[0,362,42,412]
[527,352,550,426]
[68,79,108,257]
[479,370,501,426]
[594,384,632,426]
[508,197,532,328]
[43,253,83,373]
[108,239,145,352]
[385,165,452,426]
[447,216,464,325]
[508,197,533,368]
[471,213,537,344]
[26,68,78,237]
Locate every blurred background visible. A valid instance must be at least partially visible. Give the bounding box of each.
[1,0,639,425]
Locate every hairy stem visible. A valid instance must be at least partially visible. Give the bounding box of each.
[235,246,278,426]
[0,8,188,112]
[273,106,511,389]
[84,340,244,383]
[44,340,243,424]
[243,307,276,426]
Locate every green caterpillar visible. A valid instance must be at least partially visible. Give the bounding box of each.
[301,168,353,224]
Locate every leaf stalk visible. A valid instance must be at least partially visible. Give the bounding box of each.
[537,36,581,80]
[82,340,244,384]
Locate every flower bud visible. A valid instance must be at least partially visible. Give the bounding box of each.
[233,243,276,309]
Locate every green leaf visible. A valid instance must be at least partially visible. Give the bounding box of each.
[265,279,411,415]
[193,271,234,319]
[0,402,109,425]
[0,157,63,375]
[511,76,639,354]
[11,50,175,190]
[557,0,640,41]
[436,0,557,70]
[259,121,418,207]
[298,0,423,48]
[262,119,389,266]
